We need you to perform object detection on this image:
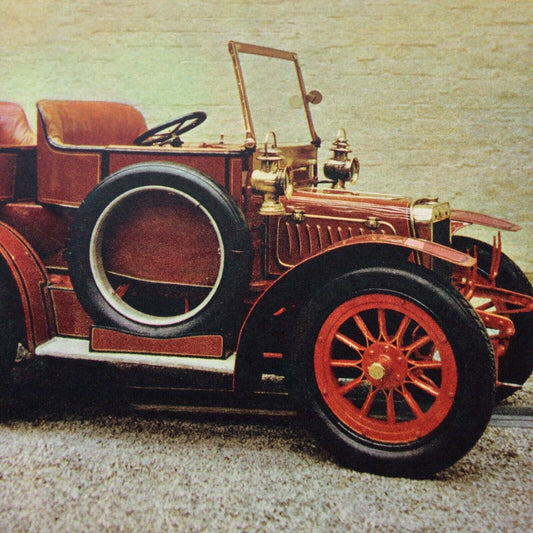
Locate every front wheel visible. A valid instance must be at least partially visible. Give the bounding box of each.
[452,236,533,400]
[287,263,495,477]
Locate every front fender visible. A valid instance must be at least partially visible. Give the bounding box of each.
[451,209,521,234]
[234,234,474,393]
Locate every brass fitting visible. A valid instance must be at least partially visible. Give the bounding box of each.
[323,128,360,189]
[251,132,292,216]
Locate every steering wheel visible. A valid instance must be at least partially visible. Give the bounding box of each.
[134,111,207,147]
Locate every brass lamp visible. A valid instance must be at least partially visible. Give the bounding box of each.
[251,132,292,215]
[323,128,360,189]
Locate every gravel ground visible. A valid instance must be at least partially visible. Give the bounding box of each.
[0,362,531,533]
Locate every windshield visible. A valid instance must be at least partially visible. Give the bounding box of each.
[228,41,320,148]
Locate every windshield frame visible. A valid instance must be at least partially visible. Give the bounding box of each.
[228,41,321,149]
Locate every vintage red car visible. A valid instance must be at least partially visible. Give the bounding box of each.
[0,42,531,477]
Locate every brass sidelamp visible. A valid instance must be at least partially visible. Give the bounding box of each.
[323,128,360,189]
[251,131,292,216]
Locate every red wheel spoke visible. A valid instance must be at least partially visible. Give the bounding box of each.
[339,375,364,395]
[353,314,377,345]
[330,359,362,369]
[377,309,390,342]
[403,334,432,355]
[399,385,424,418]
[408,372,440,397]
[386,390,396,424]
[409,359,442,370]
[393,315,411,346]
[335,332,365,354]
[360,386,379,416]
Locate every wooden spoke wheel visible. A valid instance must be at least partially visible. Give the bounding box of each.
[288,263,495,477]
[452,236,533,400]
[314,294,457,444]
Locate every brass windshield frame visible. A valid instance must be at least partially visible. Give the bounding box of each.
[228,41,321,149]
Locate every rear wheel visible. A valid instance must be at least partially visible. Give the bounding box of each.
[0,262,24,384]
[287,263,495,477]
[452,236,533,400]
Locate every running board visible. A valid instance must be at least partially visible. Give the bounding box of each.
[35,337,236,374]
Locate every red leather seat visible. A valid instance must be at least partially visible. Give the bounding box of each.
[0,103,36,201]
[0,102,36,146]
[36,100,148,206]
[37,100,146,147]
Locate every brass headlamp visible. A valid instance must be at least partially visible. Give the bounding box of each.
[251,132,292,216]
[323,128,360,189]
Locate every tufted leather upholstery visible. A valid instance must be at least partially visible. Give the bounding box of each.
[37,100,147,147]
[0,102,36,146]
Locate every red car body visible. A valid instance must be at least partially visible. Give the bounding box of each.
[0,42,531,477]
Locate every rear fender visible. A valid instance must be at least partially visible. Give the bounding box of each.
[234,234,475,392]
[0,221,52,351]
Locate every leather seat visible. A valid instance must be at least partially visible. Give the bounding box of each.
[37,100,147,147]
[0,102,36,146]
[36,100,148,206]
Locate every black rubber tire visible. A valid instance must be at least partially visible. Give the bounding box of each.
[66,162,252,338]
[452,236,533,400]
[0,261,25,384]
[286,262,495,478]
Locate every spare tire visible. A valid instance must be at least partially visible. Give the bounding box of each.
[66,162,252,338]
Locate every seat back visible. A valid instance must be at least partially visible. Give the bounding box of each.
[36,100,147,206]
[37,100,147,147]
[0,102,36,146]
[0,103,36,201]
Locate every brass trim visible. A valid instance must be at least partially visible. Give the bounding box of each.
[364,216,380,230]
[413,202,450,224]
[292,212,397,229]
[409,200,452,269]
[228,40,321,149]
[291,209,306,224]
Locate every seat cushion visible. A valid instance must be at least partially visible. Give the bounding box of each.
[37,100,147,147]
[0,102,36,146]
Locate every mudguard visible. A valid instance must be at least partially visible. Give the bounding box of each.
[451,209,521,233]
[234,233,475,392]
[0,221,52,351]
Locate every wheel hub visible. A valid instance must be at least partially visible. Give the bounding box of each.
[367,362,386,380]
[363,342,408,389]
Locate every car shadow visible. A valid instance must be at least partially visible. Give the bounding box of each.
[0,358,295,426]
